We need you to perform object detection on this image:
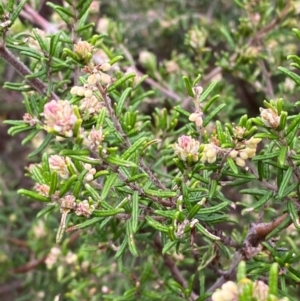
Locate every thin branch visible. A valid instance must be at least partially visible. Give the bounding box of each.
[98,83,169,191]
[0,44,59,101]
[206,212,291,299]
[154,235,199,301]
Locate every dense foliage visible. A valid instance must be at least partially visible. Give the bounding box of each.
[1,1,300,300]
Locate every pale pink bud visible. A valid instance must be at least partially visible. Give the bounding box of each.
[60,195,76,210]
[75,200,95,217]
[35,183,50,196]
[49,155,69,179]
[172,135,200,162]
[189,111,203,127]
[23,113,38,126]
[84,126,104,150]
[253,280,269,301]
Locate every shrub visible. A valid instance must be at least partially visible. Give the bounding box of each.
[1,1,300,300]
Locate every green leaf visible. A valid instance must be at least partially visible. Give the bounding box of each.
[106,155,137,167]
[287,200,300,229]
[183,76,194,97]
[116,87,132,116]
[10,0,28,25]
[59,175,78,197]
[197,201,229,215]
[241,191,273,215]
[101,173,118,200]
[32,28,48,52]
[28,133,52,158]
[200,81,218,102]
[202,103,226,127]
[77,0,93,18]
[277,166,293,198]
[202,94,220,113]
[278,66,300,86]
[109,55,124,66]
[226,157,239,174]
[92,208,125,217]
[21,129,40,145]
[108,73,136,92]
[195,223,220,240]
[50,31,61,56]
[115,236,128,259]
[18,189,51,202]
[49,172,58,195]
[240,189,269,196]
[286,114,300,136]
[146,216,169,233]
[122,137,147,160]
[144,189,177,198]
[126,220,138,256]
[131,191,139,233]
[252,151,280,161]
[162,241,177,254]
[268,262,278,296]
[36,205,56,218]
[278,146,288,166]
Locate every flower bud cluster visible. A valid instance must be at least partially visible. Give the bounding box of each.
[84,164,97,182]
[211,281,238,301]
[42,100,78,137]
[260,108,280,129]
[200,143,219,163]
[49,155,69,179]
[75,199,95,217]
[189,110,203,127]
[84,126,104,151]
[172,135,200,162]
[23,113,39,126]
[229,137,261,167]
[74,40,94,61]
[34,183,50,197]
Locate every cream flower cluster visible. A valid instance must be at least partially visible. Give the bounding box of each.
[229,137,261,167]
[212,280,288,301]
[84,126,104,151]
[49,155,69,179]
[200,137,261,167]
[42,100,78,137]
[200,143,219,163]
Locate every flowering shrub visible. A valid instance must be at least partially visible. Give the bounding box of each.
[2,1,300,301]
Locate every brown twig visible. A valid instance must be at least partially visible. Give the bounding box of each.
[154,235,199,301]
[0,44,59,101]
[97,83,168,191]
[206,212,291,299]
